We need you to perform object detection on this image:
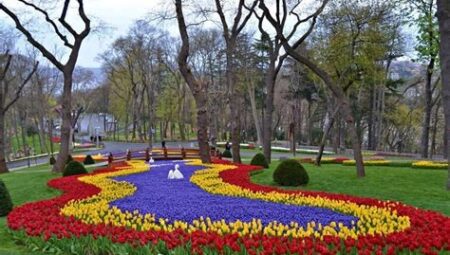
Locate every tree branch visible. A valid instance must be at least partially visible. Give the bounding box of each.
[17,0,74,48]
[3,61,39,113]
[59,0,78,36]
[0,52,12,82]
[0,4,64,70]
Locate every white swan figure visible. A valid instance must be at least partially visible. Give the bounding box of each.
[173,164,184,179]
[167,169,175,179]
[149,157,155,163]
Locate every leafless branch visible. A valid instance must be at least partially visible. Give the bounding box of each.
[3,61,39,113]
[0,3,63,70]
[17,0,74,48]
[0,51,12,82]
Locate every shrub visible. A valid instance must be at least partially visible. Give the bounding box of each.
[250,153,269,168]
[0,179,13,217]
[83,155,95,165]
[222,149,232,158]
[273,159,309,186]
[49,156,56,165]
[66,155,74,164]
[63,161,88,177]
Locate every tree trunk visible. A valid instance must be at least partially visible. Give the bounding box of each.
[52,72,73,173]
[333,113,340,153]
[226,45,242,163]
[263,69,276,163]
[124,109,129,142]
[368,85,375,150]
[13,109,21,154]
[307,102,312,145]
[230,95,242,163]
[196,93,211,163]
[19,111,27,158]
[444,121,448,160]
[420,58,435,158]
[316,107,339,165]
[37,118,47,154]
[283,48,365,177]
[247,82,263,148]
[175,0,210,163]
[430,101,441,159]
[0,113,8,173]
[436,0,450,190]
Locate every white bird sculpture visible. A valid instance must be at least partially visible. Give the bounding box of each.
[173,164,184,179]
[149,157,155,163]
[167,169,175,179]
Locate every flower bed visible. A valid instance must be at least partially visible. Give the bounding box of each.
[72,153,108,162]
[7,160,450,254]
[412,161,448,169]
[342,160,446,169]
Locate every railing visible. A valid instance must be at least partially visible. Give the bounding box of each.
[107,147,201,164]
[106,147,224,165]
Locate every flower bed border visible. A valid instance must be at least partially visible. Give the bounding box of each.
[6,160,450,254]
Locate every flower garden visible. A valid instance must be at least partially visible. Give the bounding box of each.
[4,159,450,254]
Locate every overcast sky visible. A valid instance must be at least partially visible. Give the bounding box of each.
[1,0,416,68]
[0,0,165,67]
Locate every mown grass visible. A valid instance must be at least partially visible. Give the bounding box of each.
[251,161,450,216]
[0,165,61,254]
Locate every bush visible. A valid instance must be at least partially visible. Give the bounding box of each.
[63,161,88,177]
[83,155,95,165]
[49,156,56,165]
[273,159,309,186]
[0,179,13,217]
[66,155,73,165]
[222,149,232,158]
[250,153,269,168]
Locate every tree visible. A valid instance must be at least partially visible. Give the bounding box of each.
[408,0,441,158]
[436,0,450,190]
[258,0,368,177]
[308,0,404,163]
[250,5,289,164]
[0,51,38,173]
[175,0,211,163]
[213,0,256,163]
[0,1,91,173]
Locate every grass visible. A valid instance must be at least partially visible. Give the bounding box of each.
[251,161,450,216]
[0,164,61,255]
[11,135,60,156]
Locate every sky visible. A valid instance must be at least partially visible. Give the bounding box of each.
[0,0,164,67]
[1,0,417,68]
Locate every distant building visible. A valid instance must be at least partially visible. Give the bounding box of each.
[76,113,115,137]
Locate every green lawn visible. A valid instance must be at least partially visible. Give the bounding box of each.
[11,134,60,156]
[251,161,450,216]
[0,165,61,255]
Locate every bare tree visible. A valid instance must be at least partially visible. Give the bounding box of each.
[213,0,256,163]
[249,7,288,164]
[436,0,450,190]
[258,0,366,177]
[0,0,91,172]
[0,51,38,173]
[175,0,211,163]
